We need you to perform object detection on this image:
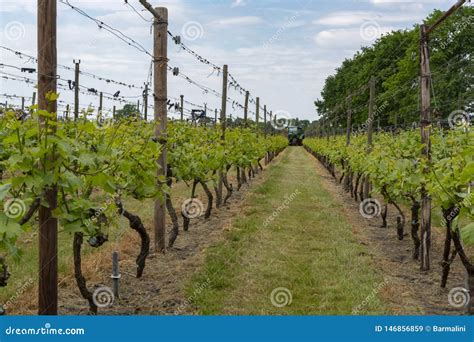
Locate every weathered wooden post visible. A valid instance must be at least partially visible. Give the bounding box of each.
[364,76,375,199]
[99,91,103,117]
[143,83,148,121]
[73,60,80,120]
[419,23,432,271]
[256,97,260,128]
[153,6,168,253]
[216,65,228,208]
[244,90,249,126]
[37,0,58,315]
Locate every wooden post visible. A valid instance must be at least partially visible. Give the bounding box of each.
[65,104,70,120]
[216,64,228,208]
[137,99,140,118]
[264,104,268,164]
[214,108,217,126]
[264,105,267,135]
[31,91,36,115]
[37,0,58,315]
[144,83,148,121]
[220,68,227,134]
[99,92,103,117]
[73,60,80,120]
[244,91,249,125]
[256,97,260,126]
[419,23,432,271]
[344,98,352,192]
[21,97,25,111]
[153,6,168,253]
[346,95,352,146]
[268,110,272,133]
[324,120,328,139]
[204,103,207,127]
[180,95,184,121]
[364,76,375,199]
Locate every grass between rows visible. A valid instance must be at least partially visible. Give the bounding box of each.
[187,147,390,315]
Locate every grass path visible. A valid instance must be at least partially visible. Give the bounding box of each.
[189,147,390,314]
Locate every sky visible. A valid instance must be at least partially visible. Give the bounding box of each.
[0,0,454,121]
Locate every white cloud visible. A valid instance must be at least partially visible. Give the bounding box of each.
[0,0,36,13]
[313,26,393,50]
[231,0,246,8]
[210,16,263,27]
[314,11,424,26]
[370,0,444,4]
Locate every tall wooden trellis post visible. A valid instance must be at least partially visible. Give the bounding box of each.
[417,0,467,270]
[37,0,58,315]
[139,0,169,253]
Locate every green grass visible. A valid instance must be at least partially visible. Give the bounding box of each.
[188,147,390,315]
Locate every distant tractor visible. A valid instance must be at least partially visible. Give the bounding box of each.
[287,126,305,146]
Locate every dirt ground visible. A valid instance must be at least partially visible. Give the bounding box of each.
[308,151,466,315]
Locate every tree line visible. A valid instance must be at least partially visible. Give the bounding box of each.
[309,7,473,135]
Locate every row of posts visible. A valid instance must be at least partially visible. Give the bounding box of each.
[35,0,279,315]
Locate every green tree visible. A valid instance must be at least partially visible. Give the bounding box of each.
[315,7,473,129]
[116,104,139,119]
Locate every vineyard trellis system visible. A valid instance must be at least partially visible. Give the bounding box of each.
[305,0,473,313]
[0,0,472,317]
[0,0,287,315]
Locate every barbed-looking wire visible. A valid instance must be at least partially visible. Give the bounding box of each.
[58,1,256,112]
[0,45,144,90]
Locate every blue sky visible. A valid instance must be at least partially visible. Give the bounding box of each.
[0,0,454,120]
